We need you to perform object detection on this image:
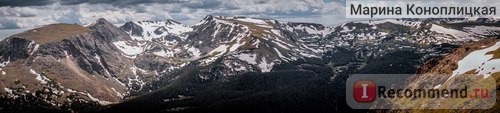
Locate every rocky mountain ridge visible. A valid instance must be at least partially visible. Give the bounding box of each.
[0,16,500,112]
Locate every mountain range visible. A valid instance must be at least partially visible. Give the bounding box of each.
[0,15,499,113]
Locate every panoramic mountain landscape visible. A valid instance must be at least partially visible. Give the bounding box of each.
[0,15,499,113]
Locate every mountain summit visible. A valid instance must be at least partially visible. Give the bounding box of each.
[0,19,130,111]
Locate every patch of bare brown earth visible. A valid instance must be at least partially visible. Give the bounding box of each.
[8,24,92,44]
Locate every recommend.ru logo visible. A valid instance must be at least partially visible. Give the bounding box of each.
[346,74,496,109]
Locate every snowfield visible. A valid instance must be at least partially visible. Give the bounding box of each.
[113,41,144,56]
[236,18,268,25]
[356,19,422,27]
[464,26,500,36]
[430,24,470,40]
[132,21,193,41]
[450,41,500,79]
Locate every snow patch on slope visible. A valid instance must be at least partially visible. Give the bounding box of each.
[292,24,329,36]
[463,26,500,35]
[0,60,9,68]
[0,60,9,72]
[236,18,268,25]
[4,87,13,94]
[30,69,51,84]
[132,21,193,41]
[86,92,113,105]
[357,19,422,27]
[450,41,500,79]
[236,53,257,65]
[153,49,175,57]
[235,53,274,72]
[94,54,111,76]
[187,46,201,57]
[430,24,470,39]
[113,41,144,57]
[208,45,229,55]
[258,57,274,72]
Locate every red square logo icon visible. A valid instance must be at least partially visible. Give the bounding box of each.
[353,80,376,102]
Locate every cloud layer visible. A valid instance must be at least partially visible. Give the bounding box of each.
[0,0,345,30]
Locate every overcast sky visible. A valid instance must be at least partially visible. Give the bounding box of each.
[0,0,347,40]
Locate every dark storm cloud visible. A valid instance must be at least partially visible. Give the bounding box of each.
[0,0,53,7]
[0,0,188,7]
[180,0,222,9]
[61,0,189,7]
